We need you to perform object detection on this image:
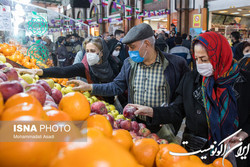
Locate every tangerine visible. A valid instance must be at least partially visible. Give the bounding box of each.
[112,129,133,151]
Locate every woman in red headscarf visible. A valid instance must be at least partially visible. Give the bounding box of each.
[126,32,250,165]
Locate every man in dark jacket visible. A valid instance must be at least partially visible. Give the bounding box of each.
[68,23,189,133]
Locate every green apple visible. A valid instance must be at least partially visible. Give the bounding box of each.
[5,63,13,67]
[109,105,116,111]
[110,110,119,118]
[64,86,73,94]
[106,106,111,112]
[87,97,94,105]
[54,83,62,91]
[45,79,54,88]
[35,75,39,81]
[21,74,34,84]
[61,87,66,95]
[115,114,125,121]
[83,91,91,98]
[91,96,98,102]
[0,55,6,63]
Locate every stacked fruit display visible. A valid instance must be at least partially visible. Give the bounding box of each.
[0,43,48,69]
[0,60,233,167]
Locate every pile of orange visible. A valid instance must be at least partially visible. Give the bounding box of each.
[51,78,74,87]
[0,43,16,56]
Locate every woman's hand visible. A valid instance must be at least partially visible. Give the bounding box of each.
[226,131,249,148]
[126,104,154,118]
[67,80,92,91]
[15,68,43,77]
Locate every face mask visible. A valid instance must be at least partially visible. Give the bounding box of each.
[120,38,123,42]
[196,62,214,77]
[107,36,111,40]
[86,52,100,66]
[244,53,250,58]
[42,41,47,45]
[70,39,75,43]
[128,42,147,63]
[112,50,120,57]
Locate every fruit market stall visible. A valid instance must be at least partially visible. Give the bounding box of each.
[0,1,235,167]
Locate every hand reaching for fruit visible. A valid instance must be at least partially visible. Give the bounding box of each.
[126,104,154,118]
[15,68,43,78]
[66,80,92,91]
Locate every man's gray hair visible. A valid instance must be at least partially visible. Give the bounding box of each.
[43,36,51,41]
[142,36,155,46]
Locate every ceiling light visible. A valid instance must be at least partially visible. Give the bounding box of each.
[162,19,168,22]
[151,19,160,21]
[219,11,228,13]
[243,14,250,16]
[231,12,240,14]
[237,9,242,11]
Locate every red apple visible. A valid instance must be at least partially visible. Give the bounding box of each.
[36,80,52,95]
[147,133,160,141]
[90,101,107,115]
[133,136,143,142]
[129,131,137,138]
[44,101,58,109]
[46,94,55,103]
[113,121,119,129]
[89,112,97,116]
[103,114,114,127]
[2,67,18,81]
[131,121,139,133]
[0,63,7,69]
[51,88,62,104]
[0,81,23,101]
[157,139,169,144]
[26,84,46,105]
[115,119,124,128]
[120,120,132,131]
[138,128,151,137]
[138,123,146,129]
[123,105,137,119]
[0,71,7,81]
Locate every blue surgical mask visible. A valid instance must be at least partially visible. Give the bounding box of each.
[42,41,47,45]
[120,38,123,42]
[128,42,147,63]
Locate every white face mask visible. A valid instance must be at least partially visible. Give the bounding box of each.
[244,53,250,58]
[112,50,120,57]
[196,62,214,77]
[86,53,100,66]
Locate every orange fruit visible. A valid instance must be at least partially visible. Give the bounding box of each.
[4,93,42,110]
[86,127,105,138]
[112,129,133,151]
[0,93,3,116]
[156,143,189,167]
[59,92,90,121]
[49,137,140,167]
[131,138,159,167]
[46,110,72,121]
[189,155,203,163]
[1,103,47,121]
[3,48,12,57]
[85,114,113,138]
[213,157,233,167]
[0,116,59,167]
[23,61,33,69]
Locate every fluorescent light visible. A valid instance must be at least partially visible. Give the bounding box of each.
[162,19,168,22]
[237,9,242,11]
[231,12,240,14]
[219,11,228,13]
[151,19,160,21]
[243,14,250,16]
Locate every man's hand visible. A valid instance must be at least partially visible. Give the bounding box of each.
[125,104,154,118]
[15,68,43,77]
[226,131,249,148]
[67,80,92,92]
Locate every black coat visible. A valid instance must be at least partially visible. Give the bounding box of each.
[149,70,250,139]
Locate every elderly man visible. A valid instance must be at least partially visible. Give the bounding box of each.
[42,36,56,66]
[68,23,189,135]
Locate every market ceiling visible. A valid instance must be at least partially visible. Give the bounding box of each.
[31,0,61,6]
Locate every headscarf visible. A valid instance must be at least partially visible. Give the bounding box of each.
[193,32,239,145]
[234,42,245,61]
[82,38,114,83]
[238,41,250,72]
